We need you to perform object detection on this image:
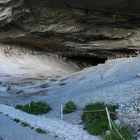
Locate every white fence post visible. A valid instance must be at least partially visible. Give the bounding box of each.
[60,105,63,120]
[29,101,31,107]
[106,107,112,130]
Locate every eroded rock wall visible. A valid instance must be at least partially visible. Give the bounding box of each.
[1,0,140,62]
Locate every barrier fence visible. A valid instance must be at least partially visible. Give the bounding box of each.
[5,100,138,140]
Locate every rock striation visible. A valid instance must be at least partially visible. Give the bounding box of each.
[1,0,140,64]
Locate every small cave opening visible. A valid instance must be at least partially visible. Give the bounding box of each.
[67,55,107,69]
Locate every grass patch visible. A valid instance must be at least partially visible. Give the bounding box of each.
[35,128,46,134]
[15,101,51,115]
[13,118,20,123]
[21,122,30,127]
[63,101,76,114]
[82,103,117,135]
[103,126,132,140]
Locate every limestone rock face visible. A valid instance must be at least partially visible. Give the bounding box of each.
[1,0,140,61]
[0,0,25,28]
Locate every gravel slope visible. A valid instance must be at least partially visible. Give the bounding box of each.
[44,57,140,108]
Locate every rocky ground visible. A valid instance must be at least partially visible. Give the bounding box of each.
[118,98,140,140]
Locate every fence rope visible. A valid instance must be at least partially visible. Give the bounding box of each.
[110,118,126,140]
[110,111,139,116]
[27,102,106,113]
[64,108,106,113]
[8,101,135,139]
[28,102,51,109]
[11,101,140,115]
[30,103,139,115]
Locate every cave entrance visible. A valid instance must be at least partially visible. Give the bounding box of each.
[68,56,107,69]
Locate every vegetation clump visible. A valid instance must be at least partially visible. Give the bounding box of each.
[13,118,20,123]
[82,102,132,140]
[21,122,30,127]
[35,128,46,134]
[103,126,132,140]
[63,101,76,114]
[15,101,51,115]
[82,103,117,135]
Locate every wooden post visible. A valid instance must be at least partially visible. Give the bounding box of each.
[106,107,112,130]
[60,105,63,120]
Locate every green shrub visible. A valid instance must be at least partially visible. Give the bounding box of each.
[21,122,30,127]
[103,126,132,140]
[13,118,20,123]
[15,101,51,115]
[82,103,117,135]
[63,101,76,114]
[35,128,46,134]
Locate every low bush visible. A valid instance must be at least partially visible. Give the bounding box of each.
[103,126,132,140]
[15,101,51,115]
[13,118,20,123]
[63,101,76,114]
[35,128,46,134]
[82,103,117,135]
[21,122,30,127]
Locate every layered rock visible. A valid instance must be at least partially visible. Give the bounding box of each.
[1,0,140,64]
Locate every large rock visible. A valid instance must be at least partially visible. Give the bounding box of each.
[1,0,140,62]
